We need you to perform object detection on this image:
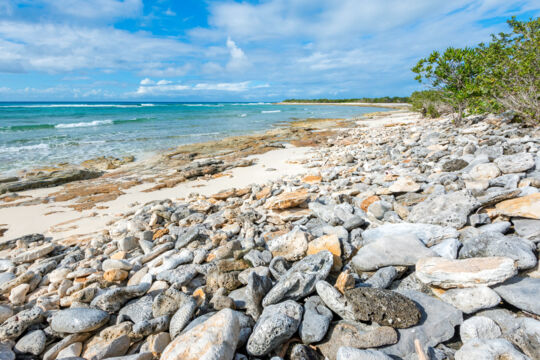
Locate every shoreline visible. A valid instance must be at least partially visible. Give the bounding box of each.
[0,110,405,242]
[275,101,411,109]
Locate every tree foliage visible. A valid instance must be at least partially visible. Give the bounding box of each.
[412,17,539,125]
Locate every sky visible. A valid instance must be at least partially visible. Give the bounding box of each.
[0,0,538,101]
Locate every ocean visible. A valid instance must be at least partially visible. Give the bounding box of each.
[0,102,389,175]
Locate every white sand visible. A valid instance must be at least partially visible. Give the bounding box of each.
[0,145,312,242]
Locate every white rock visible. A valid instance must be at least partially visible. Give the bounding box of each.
[455,338,529,360]
[266,227,308,261]
[9,283,29,305]
[440,286,501,314]
[460,316,501,342]
[468,163,501,180]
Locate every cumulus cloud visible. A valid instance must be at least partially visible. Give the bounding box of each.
[134,80,263,96]
[225,37,250,71]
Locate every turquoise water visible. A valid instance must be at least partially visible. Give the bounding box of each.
[0,102,389,175]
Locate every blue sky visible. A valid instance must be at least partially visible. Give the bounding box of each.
[0,0,538,101]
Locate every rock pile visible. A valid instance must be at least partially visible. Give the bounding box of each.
[0,112,539,360]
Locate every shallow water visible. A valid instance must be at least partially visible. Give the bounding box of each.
[0,102,389,175]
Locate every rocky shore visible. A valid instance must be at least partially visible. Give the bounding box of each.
[0,111,539,360]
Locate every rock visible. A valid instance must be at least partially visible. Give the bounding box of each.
[91,281,151,313]
[8,283,29,305]
[408,190,480,228]
[439,286,501,314]
[416,256,517,289]
[512,218,540,242]
[56,342,83,358]
[263,251,333,306]
[494,277,540,315]
[459,231,537,270]
[494,153,535,173]
[318,321,397,360]
[289,343,324,360]
[14,330,46,355]
[431,238,461,259]
[50,308,109,333]
[169,296,198,339]
[367,200,391,220]
[361,222,459,247]
[468,163,501,180]
[82,333,130,360]
[162,309,239,360]
[247,300,303,356]
[102,259,132,271]
[455,338,529,360]
[442,158,469,172]
[118,236,138,252]
[351,235,437,271]
[265,189,310,210]
[42,333,90,360]
[0,341,14,360]
[364,266,398,289]
[307,234,342,271]
[495,193,540,219]
[103,269,129,282]
[460,316,501,342]
[343,287,421,328]
[245,272,272,320]
[152,287,190,317]
[118,295,154,324]
[316,280,356,320]
[266,227,308,261]
[11,243,55,264]
[309,201,340,225]
[336,348,393,360]
[381,290,463,358]
[0,306,13,324]
[299,296,332,344]
[141,332,170,354]
[334,270,355,293]
[388,176,420,193]
[0,307,43,340]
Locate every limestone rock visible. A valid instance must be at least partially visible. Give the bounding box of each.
[247,300,303,356]
[494,153,535,174]
[50,308,109,333]
[307,234,342,271]
[494,276,540,315]
[361,222,458,247]
[265,189,309,210]
[299,296,332,344]
[460,316,501,342]
[336,348,393,360]
[455,338,529,360]
[266,227,308,261]
[14,330,46,355]
[439,286,501,314]
[495,193,540,219]
[416,256,517,289]
[388,176,420,193]
[0,307,43,340]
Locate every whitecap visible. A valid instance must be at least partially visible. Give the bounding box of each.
[55,120,113,128]
[261,110,281,113]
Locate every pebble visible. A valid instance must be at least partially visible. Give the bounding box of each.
[460,316,501,342]
[494,276,540,315]
[439,286,501,314]
[50,308,109,333]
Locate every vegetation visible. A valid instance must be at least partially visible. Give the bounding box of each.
[412,17,539,125]
[282,97,410,103]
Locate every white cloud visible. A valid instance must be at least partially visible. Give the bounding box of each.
[156,79,172,85]
[226,37,250,72]
[0,21,193,73]
[41,0,143,19]
[133,81,261,96]
[138,63,192,77]
[140,78,155,85]
[194,81,251,91]
[164,8,176,16]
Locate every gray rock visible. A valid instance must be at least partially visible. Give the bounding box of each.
[494,153,535,174]
[50,308,109,333]
[367,200,391,220]
[309,201,340,225]
[364,266,398,289]
[440,286,501,314]
[316,280,356,320]
[169,296,197,339]
[469,213,491,226]
[118,295,154,324]
[156,265,198,286]
[430,238,461,259]
[132,315,170,337]
[408,190,480,228]
[299,296,332,344]
[245,272,272,320]
[460,316,501,342]
[102,259,132,271]
[247,300,303,356]
[442,158,469,172]
[336,347,393,360]
[0,307,43,340]
[152,287,190,317]
[381,290,463,358]
[343,287,421,328]
[0,341,15,360]
[512,218,540,242]
[262,251,333,306]
[91,281,151,313]
[289,343,324,360]
[244,250,272,267]
[14,330,46,355]
[459,231,537,270]
[0,273,15,287]
[351,234,437,271]
[455,338,529,360]
[118,236,138,252]
[361,222,458,247]
[318,321,397,360]
[494,277,540,315]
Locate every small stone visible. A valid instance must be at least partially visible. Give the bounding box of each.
[495,193,540,219]
[439,286,501,314]
[455,338,529,360]
[56,342,83,358]
[247,300,303,356]
[512,218,540,242]
[0,307,43,340]
[416,257,517,289]
[299,296,332,344]
[169,296,198,339]
[361,222,459,247]
[468,163,501,180]
[102,259,133,271]
[360,195,380,212]
[336,347,393,360]
[161,309,239,360]
[494,276,540,315]
[245,272,272,320]
[388,176,420,193]
[14,330,46,355]
[430,238,461,259]
[307,234,342,271]
[344,287,421,328]
[266,227,308,261]
[91,281,151,313]
[118,236,138,252]
[11,243,55,264]
[460,316,501,342]
[318,321,397,360]
[442,158,469,172]
[9,283,29,305]
[263,251,333,306]
[364,266,398,289]
[265,189,310,210]
[103,269,129,282]
[494,153,535,174]
[334,270,355,293]
[50,308,109,333]
[152,287,190,317]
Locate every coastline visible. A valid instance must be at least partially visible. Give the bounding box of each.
[275,101,411,109]
[0,110,403,242]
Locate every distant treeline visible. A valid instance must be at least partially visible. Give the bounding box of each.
[282,97,410,103]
